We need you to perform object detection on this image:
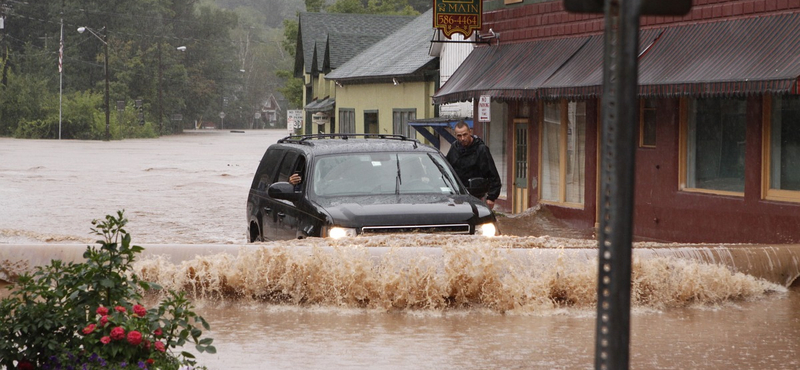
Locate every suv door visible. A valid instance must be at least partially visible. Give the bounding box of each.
[249,147,284,241]
[272,151,306,240]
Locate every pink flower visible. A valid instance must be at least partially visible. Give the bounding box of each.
[96,306,109,316]
[114,305,127,313]
[100,315,109,326]
[155,341,166,352]
[153,327,163,337]
[100,336,111,344]
[110,326,125,341]
[133,304,147,317]
[82,323,96,335]
[127,330,143,346]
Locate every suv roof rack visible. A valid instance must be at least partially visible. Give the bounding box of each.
[278,133,419,147]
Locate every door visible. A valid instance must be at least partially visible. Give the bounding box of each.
[513,119,529,213]
[272,151,302,240]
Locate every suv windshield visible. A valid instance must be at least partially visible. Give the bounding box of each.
[310,152,460,197]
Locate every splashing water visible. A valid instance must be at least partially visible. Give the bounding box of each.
[134,237,784,313]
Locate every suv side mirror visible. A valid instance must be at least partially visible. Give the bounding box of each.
[268,182,301,202]
[467,177,489,198]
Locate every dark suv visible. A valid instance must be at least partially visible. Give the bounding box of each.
[246,134,498,241]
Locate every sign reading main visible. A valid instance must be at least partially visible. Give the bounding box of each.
[433,0,482,39]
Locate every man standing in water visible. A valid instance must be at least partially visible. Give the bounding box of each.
[446,121,502,210]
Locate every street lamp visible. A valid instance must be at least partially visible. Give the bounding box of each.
[159,45,187,134]
[77,26,110,141]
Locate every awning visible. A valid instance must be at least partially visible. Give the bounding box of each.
[304,98,335,113]
[435,13,800,103]
[538,29,665,100]
[432,37,591,104]
[408,117,472,148]
[637,13,800,97]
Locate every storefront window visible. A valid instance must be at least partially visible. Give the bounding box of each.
[541,100,586,206]
[765,96,800,201]
[485,101,508,198]
[640,98,657,147]
[683,98,746,194]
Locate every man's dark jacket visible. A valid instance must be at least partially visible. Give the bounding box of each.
[445,136,502,201]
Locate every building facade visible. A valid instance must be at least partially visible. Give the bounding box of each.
[435,0,800,243]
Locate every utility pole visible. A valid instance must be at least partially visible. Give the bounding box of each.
[0,2,10,86]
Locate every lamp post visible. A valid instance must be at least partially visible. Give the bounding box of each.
[159,45,188,135]
[78,26,110,141]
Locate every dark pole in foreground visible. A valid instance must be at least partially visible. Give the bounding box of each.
[562,1,692,369]
[594,1,639,368]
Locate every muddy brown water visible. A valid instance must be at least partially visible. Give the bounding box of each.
[1,131,799,369]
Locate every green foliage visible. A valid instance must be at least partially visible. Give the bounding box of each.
[325,0,420,14]
[0,211,214,370]
[277,69,304,109]
[1,0,299,138]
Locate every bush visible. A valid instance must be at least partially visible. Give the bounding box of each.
[0,211,215,370]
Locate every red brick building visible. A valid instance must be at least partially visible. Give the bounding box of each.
[435,0,800,243]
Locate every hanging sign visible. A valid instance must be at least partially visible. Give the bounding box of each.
[433,0,482,39]
[478,95,491,122]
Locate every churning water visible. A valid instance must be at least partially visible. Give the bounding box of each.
[1,131,799,369]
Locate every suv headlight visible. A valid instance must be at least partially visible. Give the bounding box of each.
[325,226,357,239]
[475,222,497,237]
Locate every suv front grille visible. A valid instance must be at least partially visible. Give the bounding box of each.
[361,224,471,235]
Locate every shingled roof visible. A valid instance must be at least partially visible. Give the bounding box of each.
[294,12,415,77]
[325,9,437,83]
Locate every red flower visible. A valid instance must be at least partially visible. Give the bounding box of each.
[114,305,127,313]
[96,306,109,316]
[127,330,143,346]
[82,323,97,335]
[110,326,125,341]
[133,304,147,317]
[153,327,163,337]
[143,340,151,350]
[100,315,109,326]
[100,336,111,344]
[155,341,166,352]
[17,360,34,370]
[146,359,155,365]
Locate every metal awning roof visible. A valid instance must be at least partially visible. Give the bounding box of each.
[304,98,335,113]
[435,13,800,103]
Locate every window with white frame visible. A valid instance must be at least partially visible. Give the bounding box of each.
[393,109,416,138]
[339,109,355,133]
[540,100,586,206]
[764,95,800,202]
[681,98,746,194]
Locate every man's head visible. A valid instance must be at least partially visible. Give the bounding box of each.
[453,121,473,147]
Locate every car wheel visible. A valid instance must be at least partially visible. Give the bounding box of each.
[249,221,263,242]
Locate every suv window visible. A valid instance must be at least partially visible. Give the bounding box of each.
[252,148,284,190]
[310,152,458,197]
[276,151,300,183]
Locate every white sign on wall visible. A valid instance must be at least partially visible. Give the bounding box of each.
[478,95,491,122]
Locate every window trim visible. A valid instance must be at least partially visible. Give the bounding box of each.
[392,108,417,138]
[338,108,355,134]
[538,99,585,210]
[678,97,745,197]
[761,95,800,203]
[639,98,657,148]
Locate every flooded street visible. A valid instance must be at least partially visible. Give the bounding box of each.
[1,131,799,369]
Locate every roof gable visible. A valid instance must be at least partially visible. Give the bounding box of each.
[326,9,437,82]
[294,12,415,77]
